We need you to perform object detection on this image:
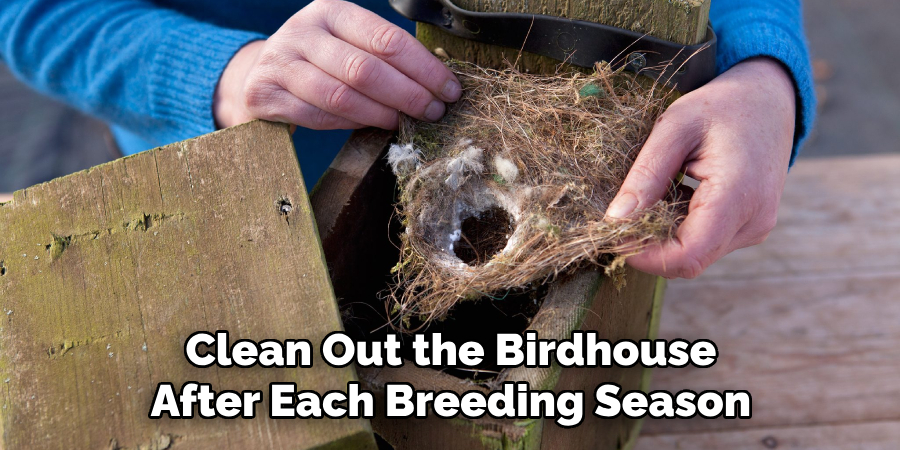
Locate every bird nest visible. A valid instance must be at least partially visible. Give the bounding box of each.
[387,61,686,327]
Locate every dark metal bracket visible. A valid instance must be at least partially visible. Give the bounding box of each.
[390,0,717,92]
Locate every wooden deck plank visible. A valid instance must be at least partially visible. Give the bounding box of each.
[636,420,900,450]
[699,222,900,281]
[635,153,900,442]
[642,272,900,435]
[775,154,900,229]
[702,153,900,280]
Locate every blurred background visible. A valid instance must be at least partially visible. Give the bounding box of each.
[2,1,898,191]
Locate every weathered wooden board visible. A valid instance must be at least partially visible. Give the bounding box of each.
[0,120,376,449]
[645,273,900,435]
[698,223,900,281]
[701,154,900,281]
[633,154,900,447]
[776,155,900,229]
[536,270,662,450]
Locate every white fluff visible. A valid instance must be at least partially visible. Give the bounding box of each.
[387,143,420,176]
[493,155,519,183]
[448,229,462,252]
[444,146,484,190]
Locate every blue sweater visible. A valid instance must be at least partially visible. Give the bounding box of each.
[0,0,815,183]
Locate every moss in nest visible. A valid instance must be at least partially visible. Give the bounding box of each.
[578,83,606,99]
[386,61,688,327]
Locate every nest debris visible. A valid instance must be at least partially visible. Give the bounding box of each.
[387,61,687,327]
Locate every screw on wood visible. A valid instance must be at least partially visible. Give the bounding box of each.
[627,52,647,70]
[277,198,293,215]
[441,7,453,27]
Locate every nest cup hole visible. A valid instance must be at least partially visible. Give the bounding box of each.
[454,206,513,266]
[324,163,545,381]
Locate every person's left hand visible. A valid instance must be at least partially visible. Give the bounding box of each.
[605,57,797,279]
[0,193,12,203]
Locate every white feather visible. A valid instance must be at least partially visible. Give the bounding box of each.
[444,146,484,189]
[387,143,420,176]
[493,155,519,183]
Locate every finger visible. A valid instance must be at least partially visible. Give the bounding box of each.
[605,106,705,219]
[278,59,399,129]
[320,0,461,102]
[297,31,447,122]
[262,88,365,130]
[626,177,747,279]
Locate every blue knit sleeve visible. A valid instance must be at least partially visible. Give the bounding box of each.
[710,0,816,166]
[0,0,266,149]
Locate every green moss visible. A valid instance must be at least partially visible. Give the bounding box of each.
[578,83,606,99]
[544,223,561,237]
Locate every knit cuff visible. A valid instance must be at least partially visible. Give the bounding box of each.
[714,14,817,167]
[149,19,266,143]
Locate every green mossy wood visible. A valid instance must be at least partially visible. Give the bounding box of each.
[0,121,376,450]
[318,1,709,449]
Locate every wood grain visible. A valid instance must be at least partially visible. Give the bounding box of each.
[634,154,900,447]
[0,120,375,450]
[539,269,660,450]
[644,273,900,435]
[701,154,900,281]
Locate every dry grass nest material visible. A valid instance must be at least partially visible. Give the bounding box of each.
[387,61,687,328]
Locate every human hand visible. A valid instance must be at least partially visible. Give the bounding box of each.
[0,193,11,203]
[213,0,461,130]
[605,58,797,279]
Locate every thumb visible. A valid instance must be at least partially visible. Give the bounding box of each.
[606,111,703,219]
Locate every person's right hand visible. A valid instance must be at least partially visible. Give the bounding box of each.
[214,0,462,130]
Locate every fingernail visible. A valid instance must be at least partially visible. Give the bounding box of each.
[442,79,462,101]
[606,192,638,219]
[424,100,445,121]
